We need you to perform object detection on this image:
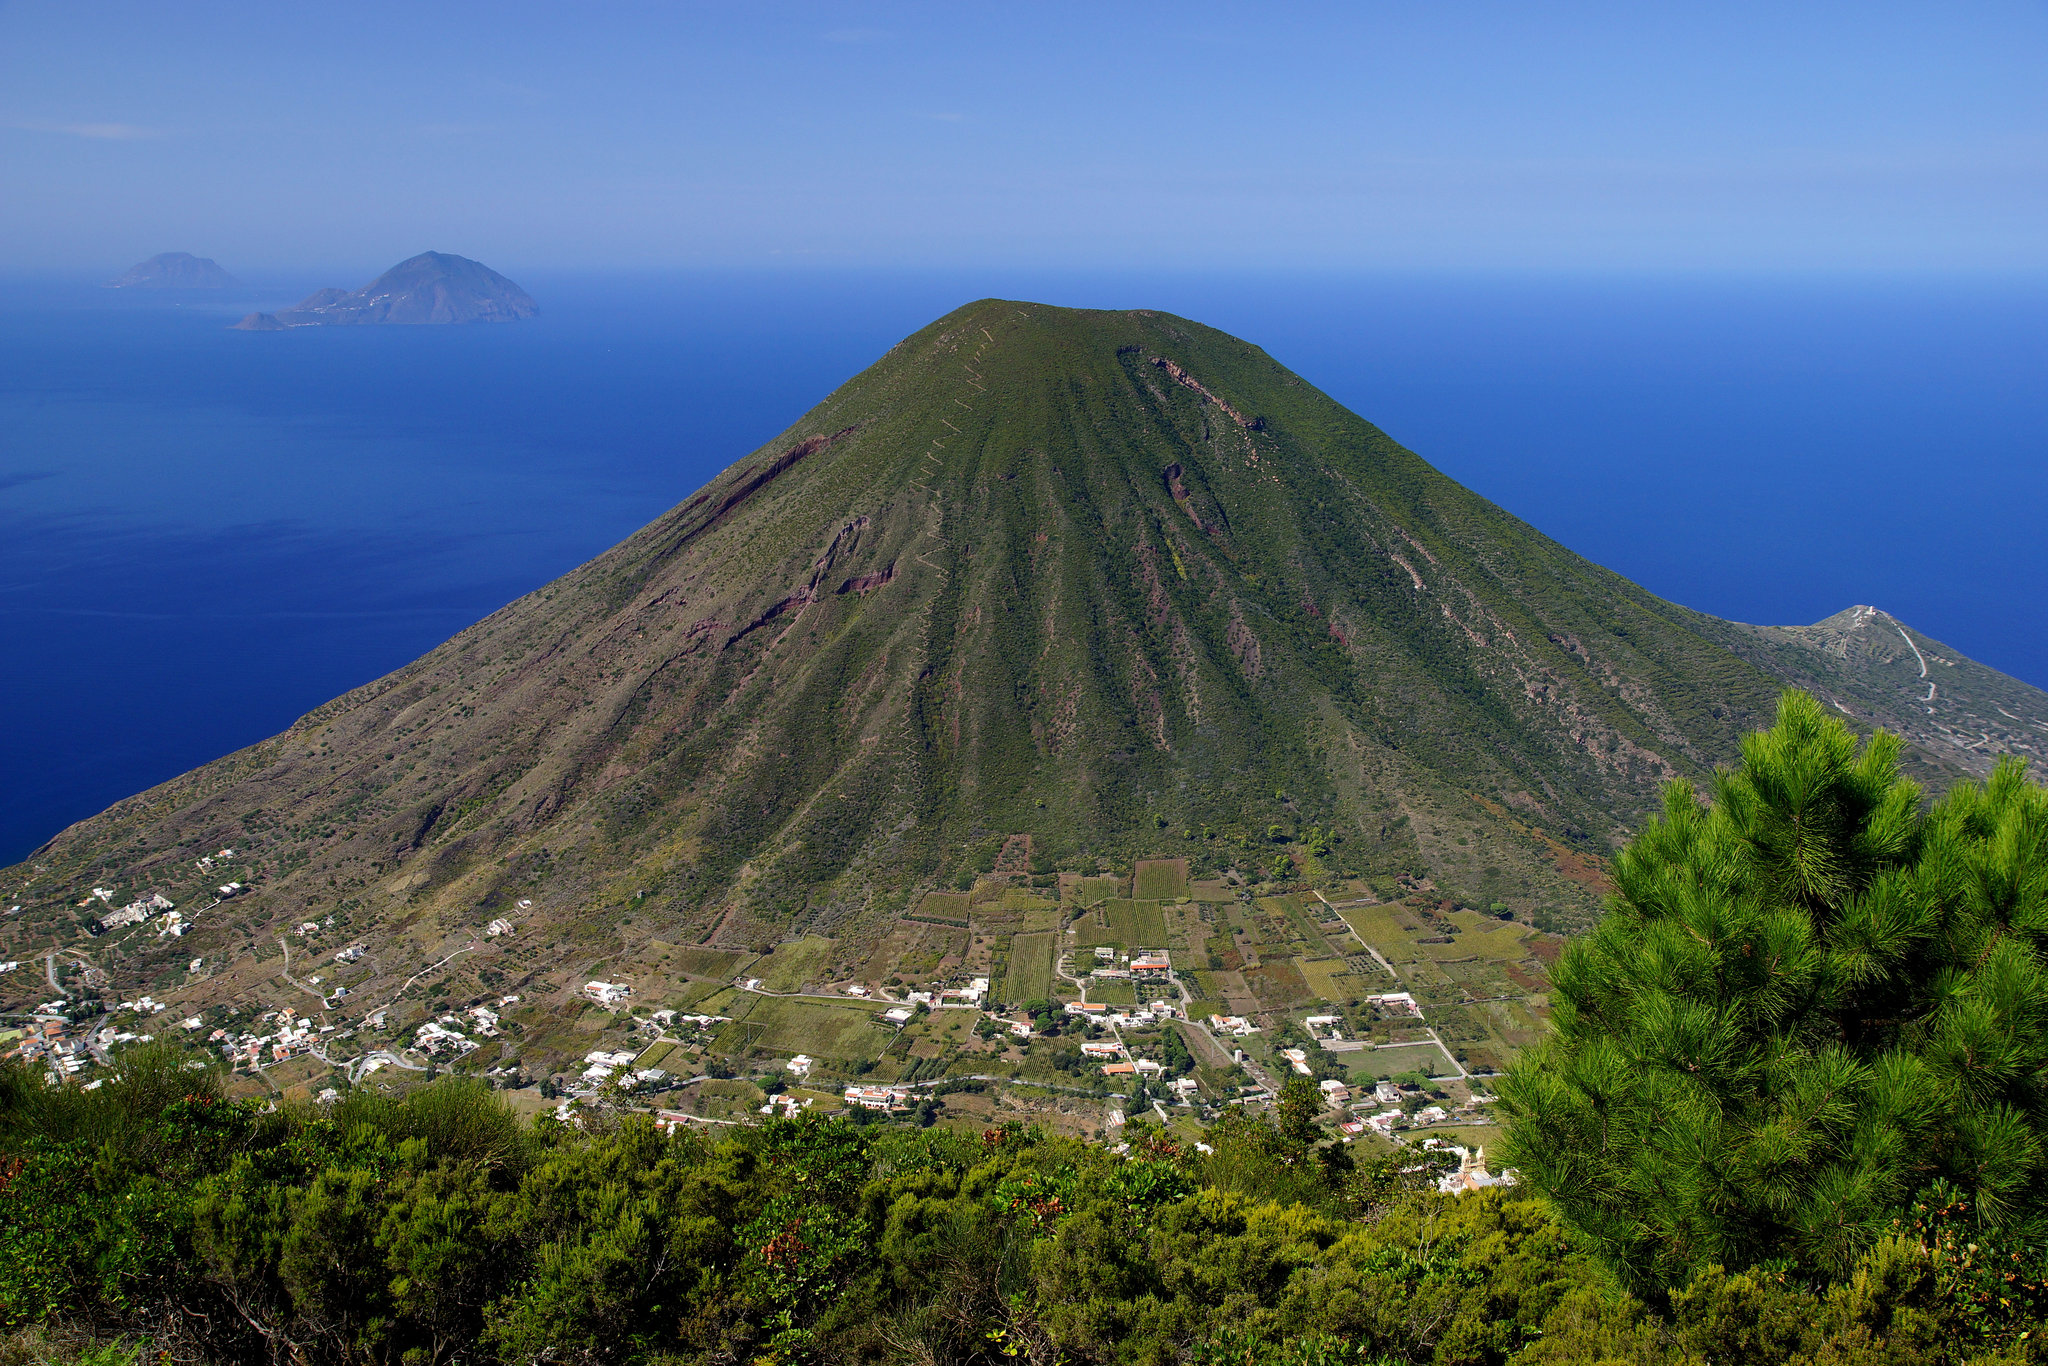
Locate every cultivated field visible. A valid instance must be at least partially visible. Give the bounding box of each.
[755,936,835,992]
[670,946,757,980]
[1003,931,1055,1003]
[713,994,890,1061]
[1064,876,1123,906]
[915,892,972,922]
[1088,978,1138,1006]
[1072,899,1167,951]
[1133,858,1190,900]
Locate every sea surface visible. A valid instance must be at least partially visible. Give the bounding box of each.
[3,269,2044,863]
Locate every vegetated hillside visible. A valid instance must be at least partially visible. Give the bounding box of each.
[5,300,2040,1010]
[1701,604,2048,772]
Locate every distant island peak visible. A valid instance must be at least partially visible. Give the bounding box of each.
[107,252,242,289]
[233,252,536,330]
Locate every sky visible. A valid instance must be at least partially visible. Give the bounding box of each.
[3,2,2045,274]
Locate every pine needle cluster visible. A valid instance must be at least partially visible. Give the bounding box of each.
[1500,690,2048,1289]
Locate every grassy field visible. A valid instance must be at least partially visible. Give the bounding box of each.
[1087,978,1138,1006]
[1003,931,1055,1003]
[712,995,890,1061]
[1133,858,1190,899]
[755,936,835,992]
[1341,1040,1459,1080]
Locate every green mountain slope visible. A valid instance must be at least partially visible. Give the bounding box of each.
[6,300,2041,1010]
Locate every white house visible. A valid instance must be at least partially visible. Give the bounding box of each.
[583,981,632,1007]
[844,1085,910,1111]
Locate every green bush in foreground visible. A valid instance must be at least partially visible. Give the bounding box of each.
[1502,691,2048,1290]
[2,1063,2043,1364]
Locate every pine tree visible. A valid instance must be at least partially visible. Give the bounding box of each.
[1500,690,2048,1289]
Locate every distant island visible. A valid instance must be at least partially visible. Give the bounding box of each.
[106,252,242,289]
[233,252,536,329]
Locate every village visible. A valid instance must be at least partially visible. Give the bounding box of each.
[2,846,1545,1200]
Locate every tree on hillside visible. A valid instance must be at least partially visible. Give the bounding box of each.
[1500,690,2048,1290]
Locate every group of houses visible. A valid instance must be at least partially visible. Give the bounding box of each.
[89,890,175,935]
[210,1006,329,1067]
[12,1014,90,1080]
[413,1001,506,1059]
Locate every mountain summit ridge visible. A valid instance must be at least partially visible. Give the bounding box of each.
[8,299,2046,1009]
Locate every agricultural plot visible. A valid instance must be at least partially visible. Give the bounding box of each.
[1333,904,1416,958]
[670,946,757,980]
[1003,932,1056,1004]
[1191,969,1256,1015]
[1064,876,1124,906]
[712,995,891,1062]
[901,1009,979,1060]
[754,936,835,992]
[915,892,972,923]
[1109,899,1167,946]
[1018,904,1061,934]
[896,923,969,978]
[1162,902,1210,951]
[1087,978,1138,1006]
[634,1040,684,1071]
[1188,878,1236,902]
[1061,898,1173,955]
[1133,858,1191,900]
[860,919,970,983]
[1299,957,1365,1002]
[1342,1039,1459,1080]
[666,980,726,1010]
[684,1079,767,1120]
[1242,958,1314,1010]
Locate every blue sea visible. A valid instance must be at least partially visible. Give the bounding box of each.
[4,269,2044,863]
